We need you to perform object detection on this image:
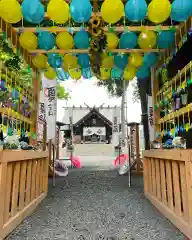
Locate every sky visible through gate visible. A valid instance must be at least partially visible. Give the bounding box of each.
[57,77,141,123]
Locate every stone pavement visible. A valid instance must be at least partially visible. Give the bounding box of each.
[8,160,185,240]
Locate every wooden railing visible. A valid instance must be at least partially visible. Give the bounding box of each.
[143,150,192,239]
[0,150,48,240]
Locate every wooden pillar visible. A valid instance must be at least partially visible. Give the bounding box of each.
[56,126,60,159]
[135,123,141,173]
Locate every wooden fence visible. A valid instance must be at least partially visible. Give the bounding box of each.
[143,150,192,239]
[0,150,48,239]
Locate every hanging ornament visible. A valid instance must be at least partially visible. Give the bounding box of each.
[125,0,147,22]
[56,32,74,49]
[78,54,90,68]
[171,0,192,22]
[32,54,48,69]
[0,0,22,23]
[157,30,175,48]
[47,0,70,24]
[101,0,124,24]
[44,67,57,80]
[74,31,89,49]
[19,32,38,50]
[143,53,158,67]
[128,53,143,68]
[70,0,92,23]
[136,66,150,79]
[138,31,157,49]
[101,55,114,68]
[22,0,44,24]
[119,32,138,49]
[106,33,119,49]
[100,68,111,80]
[114,54,128,70]
[123,65,136,80]
[68,67,82,80]
[148,0,171,24]
[38,31,56,50]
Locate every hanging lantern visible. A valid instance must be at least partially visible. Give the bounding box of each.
[22,0,44,24]
[128,53,143,68]
[19,32,38,50]
[100,68,111,80]
[106,33,119,49]
[138,31,157,49]
[123,65,136,81]
[56,32,74,49]
[38,31,56,50]
[119,32,138,49]
[125,0,147,22]
[148,0,171,24]
[32,54,48,69]
[114,54,128,70]
[78,54,90,68]
[143,53,158,67]
[101,0,124,24]
[171,0,192,22]
[136,66,150,79]
[70,0,92,23]
[0,0,22,23]
[44,67,57,80]
[74,31,89,49]
[157,31,175,48]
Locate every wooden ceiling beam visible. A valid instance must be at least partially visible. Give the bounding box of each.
[29,49,165,54]
[14,25,178,33]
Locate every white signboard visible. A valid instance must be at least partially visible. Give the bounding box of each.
[37,91,45,141]
[83,127,106,136]
[147,95,154,142]
[42,73,57,141]
[112,107,120,146]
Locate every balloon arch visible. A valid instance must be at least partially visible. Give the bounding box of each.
[0,0,191,81]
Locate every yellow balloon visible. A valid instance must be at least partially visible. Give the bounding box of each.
[100,68,111,80]
[56,32,74,49]
[101,0,124,24]
[19,32,38,50]
[101,55,114,68]
[148,0,171,24]
[138,31,157,49]
[32,54,48,69]
[106,33,119,49]
[44,67,56,80]
[128,53,143,68]
[63,54,78,68]
[123,65,136,81]
[68,67,81,80]
[47,0,70,24]
[0,0,22,23]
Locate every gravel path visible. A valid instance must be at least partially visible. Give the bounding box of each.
[8,169,185,240]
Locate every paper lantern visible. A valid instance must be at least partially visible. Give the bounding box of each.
[171,0,192,22]
[125,0,147,22]
[123,65,136,81]
[32,54,48,69]
[143,53,158,67]
[101,0,124,24]
[136,66,150,79]
[56,68,69,81]
[138,31,157,49]
[101,55,114,68]
[114,54,128,70]
[100,68,111,80]
[74,31,89,49]
[47,0,70,24]
[63,54,78,68]
[111,67,122,80]
[106,33,119,49]
[70,0,92,23]
[38,31,56,50]
[128,53,143,68]
[119,32,138,49]
[78,54,90,68]
[157,31,175,49]
[19,32,38,50]
[22,0,44,24]
[44,67,56,80]
[148,0,171,24]
[0,0,22,23]
[68,67,82,80]
[48,53,62,68]
[56,32,74,49]
[82,68,92,79]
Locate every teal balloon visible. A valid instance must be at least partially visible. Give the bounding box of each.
[136,66,150,79]
[78,54,90,68]
[111,68,122,80]
[56,68,69,81]
[82,68,92,78]
[171,0,192,22]
[70,0,92,23]
[119,32,137,49]
[143,53,158,67]
[114,54,128,70]
[38,31,56,50]
[74,31,89,48]
[125,0,147,22]
[22,0,44,24]
[48,53,62,68]
[157,31,175,49]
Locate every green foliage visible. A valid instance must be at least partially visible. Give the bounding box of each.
[56,83,71,100]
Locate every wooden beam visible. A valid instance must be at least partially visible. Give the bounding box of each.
[14,25,178,33]
[29,49,164,54]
